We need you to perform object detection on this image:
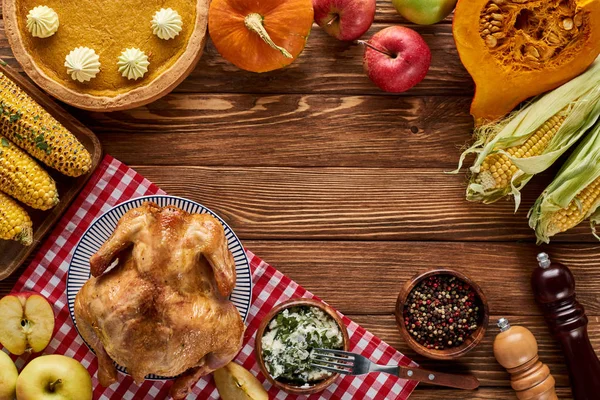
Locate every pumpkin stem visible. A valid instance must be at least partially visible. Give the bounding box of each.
[356,40,395,58]
[244,13,293,59]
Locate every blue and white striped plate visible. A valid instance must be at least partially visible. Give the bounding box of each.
[67,195,252,380]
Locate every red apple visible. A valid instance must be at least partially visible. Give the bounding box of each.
[313,0,376,41]
[362,26,431,93]
[0,293,55,355]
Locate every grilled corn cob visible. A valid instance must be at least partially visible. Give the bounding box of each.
[455,57,600,209]
[0,135,58,210]
[0,71,91,177]
[0,191,32,245]
[529,121,600,243]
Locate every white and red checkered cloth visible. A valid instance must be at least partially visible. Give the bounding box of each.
[5,155,418,399]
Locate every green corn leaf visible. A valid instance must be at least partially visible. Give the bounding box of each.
[453,57,600,210]
[528,120,600,244]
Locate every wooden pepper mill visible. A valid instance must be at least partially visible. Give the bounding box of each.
[531,253,600,400]
[493,318,557,400]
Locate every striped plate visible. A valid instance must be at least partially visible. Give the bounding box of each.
[67,195,252,380]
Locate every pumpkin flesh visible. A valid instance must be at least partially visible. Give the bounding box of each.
[209,0,314,73]
[453,0,600,124]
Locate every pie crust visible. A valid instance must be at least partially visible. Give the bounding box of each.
[3,0,208,111]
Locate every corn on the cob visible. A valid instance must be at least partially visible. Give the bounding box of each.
[546,177,600,237]
[476,113,566,191]
[0,191,32,246]
[0,71,91,177]
[0,135,58,210]
[454,57,600,209]
[529,121,600,243]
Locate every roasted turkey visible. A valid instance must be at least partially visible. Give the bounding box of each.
[74,202,245,399]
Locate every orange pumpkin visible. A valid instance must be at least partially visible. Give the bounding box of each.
[208,0,314,73]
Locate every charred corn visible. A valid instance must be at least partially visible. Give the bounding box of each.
[529,121,600,243]
[0,191,32,245]
[454,57,600,209]
[0,135,58,210]
[0,71,91,177]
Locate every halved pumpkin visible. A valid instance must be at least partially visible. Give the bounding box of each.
[453,0,600,125]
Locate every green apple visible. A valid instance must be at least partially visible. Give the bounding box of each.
[16,355,92,400]
[392,0,458,25]
[214,362,268,400]
[0,351,18,400]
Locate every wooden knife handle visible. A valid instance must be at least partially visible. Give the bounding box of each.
[398,365,480,390]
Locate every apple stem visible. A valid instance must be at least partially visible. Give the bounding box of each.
[355,40,395,58]
[48,379,62,392]
[326,14,338,26]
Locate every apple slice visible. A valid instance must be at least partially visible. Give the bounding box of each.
[214,362,268,400]
[0,293,55,355]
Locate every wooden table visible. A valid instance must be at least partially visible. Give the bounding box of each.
[0,5,598,399]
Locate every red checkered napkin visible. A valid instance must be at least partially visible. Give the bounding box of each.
[5,155,418,399]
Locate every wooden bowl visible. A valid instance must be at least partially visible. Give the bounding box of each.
[255,298,350,395]
[395,268,489,360]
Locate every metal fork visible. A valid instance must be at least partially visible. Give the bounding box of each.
[310,348,479,390]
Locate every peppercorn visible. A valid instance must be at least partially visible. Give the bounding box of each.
[403,274,482,350]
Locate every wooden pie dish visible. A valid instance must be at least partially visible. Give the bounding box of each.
[395,268,489,360]
[255,298,350,395]
[3,0,209,111]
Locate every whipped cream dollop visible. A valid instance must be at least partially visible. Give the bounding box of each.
[117,48,150,80]
[151,8,183,40]
[64,47,101,83]
[26,6,59,38]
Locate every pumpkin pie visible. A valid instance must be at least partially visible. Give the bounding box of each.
[3,0,208,111]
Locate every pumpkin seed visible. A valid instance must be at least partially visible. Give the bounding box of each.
[541,47,556,61]
[491,20,503,27]
[487,4,500,11]
[574,13,583,27]
[490,26,502,32]
[524,45,540,58]
[485,35,498,47]
[524,55,539,63]
[546,32,558,44]
[481,29,491,35]
[492,13,504,21]
[492,32,506,39]
[562,18,574,30]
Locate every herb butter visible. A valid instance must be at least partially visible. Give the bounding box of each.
[261,306,343,383]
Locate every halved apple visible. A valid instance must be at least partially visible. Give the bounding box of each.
[0,293,55,355]
[214,362,268,400]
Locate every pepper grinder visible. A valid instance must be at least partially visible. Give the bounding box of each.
[531,253,600,400]
[493,318,557,400]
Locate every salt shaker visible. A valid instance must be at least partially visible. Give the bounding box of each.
[493,318,557,400]
[531,252,600,400]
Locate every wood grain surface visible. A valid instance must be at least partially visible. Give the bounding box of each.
[0,2,597,399]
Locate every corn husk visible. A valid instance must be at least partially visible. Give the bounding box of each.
[454,57,600,210]
[529,121,600,243]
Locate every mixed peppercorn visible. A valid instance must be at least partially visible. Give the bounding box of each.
[403,274,482,350]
